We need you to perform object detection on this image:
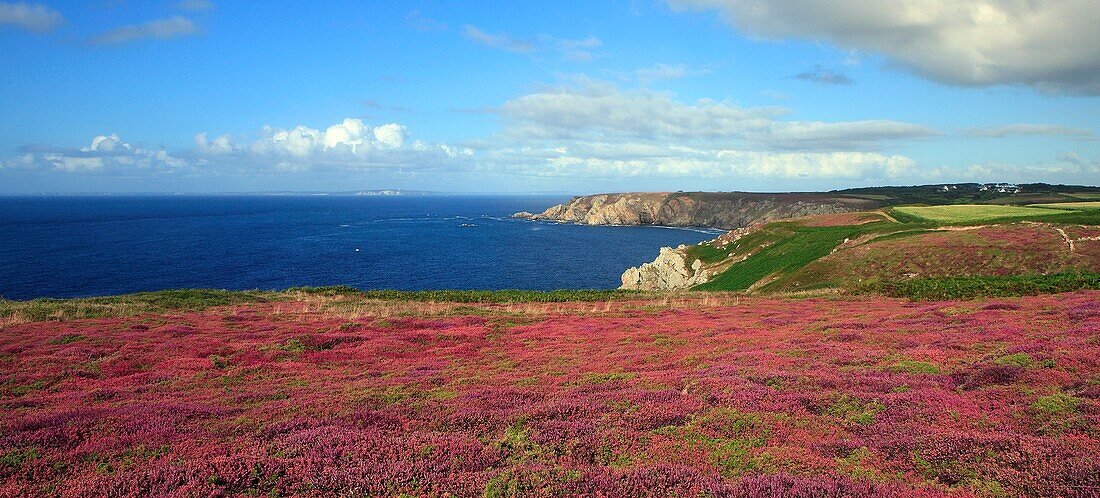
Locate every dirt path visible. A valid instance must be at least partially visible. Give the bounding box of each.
[1054,227,1075,252]
[936,225,990,231]
[877,210,900,223]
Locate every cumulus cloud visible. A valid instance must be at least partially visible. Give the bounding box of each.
[3,96,1094,187]
[193,133,233,154]
[6,119,468,178]
[446,79,953,182]
[0,2,64,33]
[89,16,197,45]
[9,134,186,173]
[965,124,1095,139]
[190,118,470,173]
[667,0,1100,94]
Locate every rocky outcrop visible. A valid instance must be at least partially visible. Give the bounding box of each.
[620,245,709,291]
[514,192,878,229]
[620,226,759,291]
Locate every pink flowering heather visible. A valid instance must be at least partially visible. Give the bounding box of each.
[2,292,1099,497]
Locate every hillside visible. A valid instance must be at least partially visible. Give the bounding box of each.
[515,184,1100,230]
[622,202,1100,293]
[2,289,1099,496]
[514,192,877,229]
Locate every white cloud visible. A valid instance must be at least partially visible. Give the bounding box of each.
[246,119,410,156]
[195,119,467,173]
[372,123,407,149]
[462,24,602,61]
[965,124,1094,139]
[462,25,534,53]
[89,16,197,45]
[7,120,464,177]
[0,2,63,33]
[633,63,710,84]
[194,133,232,154]
[499,80,781,141]
[3,98,1095,187]
[667,0,1100,94]
[452,80,952,182]
[482,144,917,180]
[761,121,937,151]
[552,36,602,62]
[497,79,937,150]
[12,134,187,173]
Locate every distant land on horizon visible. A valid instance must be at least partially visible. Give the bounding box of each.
[515,182,1100,230]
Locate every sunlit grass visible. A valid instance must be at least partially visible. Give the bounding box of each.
[893,204,1069,223]
[1030,201,1100,210]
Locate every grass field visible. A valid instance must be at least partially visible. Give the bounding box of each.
[1030,201,1100,210]
[685,201,1100,294]
[693,222,896,291]
[1064,193,1100,200]
[892,204,1069,223]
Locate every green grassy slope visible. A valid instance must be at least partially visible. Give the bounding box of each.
[690,203,1100,294]
[693,222,896,291]
[893,205,1070,223]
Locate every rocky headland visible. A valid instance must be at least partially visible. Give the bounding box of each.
[513,191,878,229]
[620,245,709,291]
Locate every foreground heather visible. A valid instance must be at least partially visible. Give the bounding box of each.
[2,293,1099,497]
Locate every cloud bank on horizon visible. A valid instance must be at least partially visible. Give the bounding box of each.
[1,0,1098,192]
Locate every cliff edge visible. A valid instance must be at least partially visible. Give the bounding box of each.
[620,245,709,291]
[514,191,877,229]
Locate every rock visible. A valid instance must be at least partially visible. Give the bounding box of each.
[620,246,709,291]
[514,192,878,229]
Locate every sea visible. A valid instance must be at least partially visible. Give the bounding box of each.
[0,195,722,300]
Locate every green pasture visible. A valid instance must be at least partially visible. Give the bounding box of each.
[893,205,1069,223]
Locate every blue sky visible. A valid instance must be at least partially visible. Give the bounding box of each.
[1,0,1099,193]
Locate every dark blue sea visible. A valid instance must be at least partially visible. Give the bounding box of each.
[0,195,720,300]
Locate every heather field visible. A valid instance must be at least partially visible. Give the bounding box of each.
[2,291,1100,497]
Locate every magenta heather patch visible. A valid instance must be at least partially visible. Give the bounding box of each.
[0,292,1098,496]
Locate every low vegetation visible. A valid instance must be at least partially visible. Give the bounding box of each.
[892,204,1069,223]
[0,288,652,324]
[694,222,896,291]
[2,290,1097,496]
[681,201,1100,295]
[876,273,1100,300]
[0,289,275,322]
[1031,201,1100,210]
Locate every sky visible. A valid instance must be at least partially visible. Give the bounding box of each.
[1,0,1099,194]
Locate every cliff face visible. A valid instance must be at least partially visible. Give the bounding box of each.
[620,245,709,291]
[514,192,877,229]
[618,227,754,291]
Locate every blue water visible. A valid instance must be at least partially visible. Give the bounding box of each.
[0,195,720,300]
